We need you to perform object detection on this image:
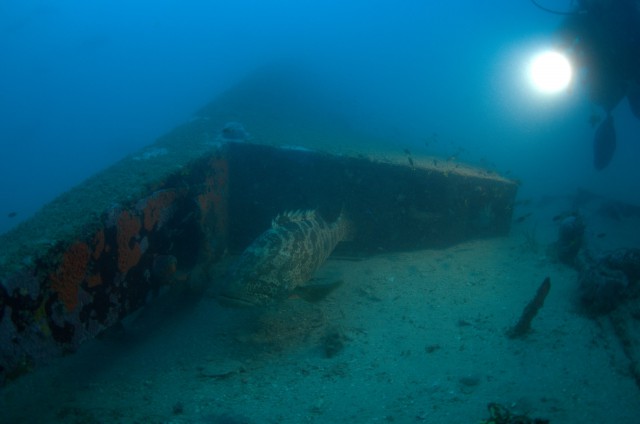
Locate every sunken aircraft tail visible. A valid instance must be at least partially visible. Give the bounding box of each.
[0,68,517,384]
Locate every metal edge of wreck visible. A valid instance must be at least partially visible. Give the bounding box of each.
[0,120,230,385]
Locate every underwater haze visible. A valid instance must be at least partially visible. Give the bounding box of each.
[5,2,640,423]
[1,0,640,235]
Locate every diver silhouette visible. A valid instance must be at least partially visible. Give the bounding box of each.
[534,0,640,169]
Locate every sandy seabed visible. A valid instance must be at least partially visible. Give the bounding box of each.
[2,232,639,423]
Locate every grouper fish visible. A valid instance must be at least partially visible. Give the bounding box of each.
[218,210,351,307]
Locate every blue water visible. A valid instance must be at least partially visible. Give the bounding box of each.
[1,1,638,235]
[2,1,639,235]
[2,3,640,422]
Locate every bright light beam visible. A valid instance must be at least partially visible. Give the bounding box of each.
[528,50,573,94]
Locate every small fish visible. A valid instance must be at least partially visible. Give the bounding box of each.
[218,210,352,307]
[407,157,415,168]
[446,147,465,162]
[7,212,17,218]
[596,232,606,239]
[424,133,438,147]
[588,113,601,128]
[552,212,575,222]
[593,113,616,170]
[514,212,532,223]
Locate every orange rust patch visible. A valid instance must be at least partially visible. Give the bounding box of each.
[116,210,142,274]
[87,273,103,288]
[50,241,90,312]
[143,190,177,231]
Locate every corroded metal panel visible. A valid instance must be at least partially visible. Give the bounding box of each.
[226,142,517,255]
[0,140,517,384]
[0,69,518,384]
[0,150,228,383]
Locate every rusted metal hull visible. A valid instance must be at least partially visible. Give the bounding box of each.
[0,149,229,383]
[0,71,518,384]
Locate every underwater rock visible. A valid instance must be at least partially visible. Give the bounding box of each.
[578,248,640,315]
[600,248,640,282]
[480,402,549,424]
[555,214,585,266]
[579,266,628,315]
[507,277,551,338]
